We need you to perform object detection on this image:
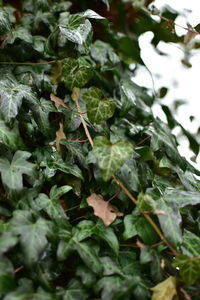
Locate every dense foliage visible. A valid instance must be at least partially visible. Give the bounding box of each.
[0,0,200,299]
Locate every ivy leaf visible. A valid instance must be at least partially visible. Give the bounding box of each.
[0,151,35,192]
[123,213,158,244]
[150,276,177,300]
[0,257,15,293]
[156,188,200,246]
[74,240,103,274]
[181,230,200,257]
[90,40,120,66]
[87,193,123,226]
[0,232,18,255]
[93,136,133,181]
[33,185,72,225]
[0,77,37,122]
[0,115,25,150]
[63,279,88,300]
[62,58,94,90]
[10,210,52,266]
[173,255,200,285]
[0,8,11,35]
[83,87,116,124]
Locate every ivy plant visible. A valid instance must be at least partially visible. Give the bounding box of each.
[0,0,200,299]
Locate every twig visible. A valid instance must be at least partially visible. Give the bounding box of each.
[14,265,24,273]
[0,60,58,65]
[72,87,178,256]
[142,7,199,34]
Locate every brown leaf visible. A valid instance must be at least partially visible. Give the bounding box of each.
[50,93,70,109]
[87,193,123,226]
[55,122,66,153]
[151,276,177,300]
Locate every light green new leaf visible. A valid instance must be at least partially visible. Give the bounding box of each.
[93,136,133,181]
[62,58,93,90]
[83,87,116,124]
[10,210,52,266]
[0,77,38,122]
[173,255,200,285]
[0,116,25,150]
[0,151,35,192]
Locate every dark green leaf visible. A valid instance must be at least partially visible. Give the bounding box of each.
[0,151,35,192]
[10,210,52,266]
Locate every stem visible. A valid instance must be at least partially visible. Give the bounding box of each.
[0,60,58,65]
[72,87,178,256]
[142,7,199,34]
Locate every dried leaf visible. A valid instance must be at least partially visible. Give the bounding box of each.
[56,122,66,153]
[87,193,123,226]
[50,93,69,109]
[151,276,177,300]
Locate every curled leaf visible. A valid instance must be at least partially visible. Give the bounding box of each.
[87,193,123,226]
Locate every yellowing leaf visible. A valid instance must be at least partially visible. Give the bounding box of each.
[151,276,177,300]
[56,122,66,153]
[87,193,123,226]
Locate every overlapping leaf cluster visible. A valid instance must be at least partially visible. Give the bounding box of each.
[0,0,200,299]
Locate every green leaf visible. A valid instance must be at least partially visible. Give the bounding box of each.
[0,232,18,255]
[95,221,119,256]
[73,220,95,242]
[83,87,116,124]
[74,240,103,274]
[156,197,182,247]
[63,279,88,300]
[0,8,11,35]
[62,58,94,90]
[155,188,200,246]
[49,185,72,201]
[10,210,52,266]
[181,230,200,257]
[0,151,35,192]
[0,115,25,150]
[57,230,74,261]
[91,40,120,66]
[96,275,139,300]
[0,77,37,122]
[0,257,16,293]
[173,255,200,285]
[93,136,133,181]
[33,185,71,225]
[123,213,158,244]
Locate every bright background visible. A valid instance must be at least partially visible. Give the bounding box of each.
[134,0,200,168]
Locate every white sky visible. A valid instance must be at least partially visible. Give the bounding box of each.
[134,0,200,168]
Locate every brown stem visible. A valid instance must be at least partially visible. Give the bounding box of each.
[0,60,58,65]
[72,87,178,256]
[142,7,199,34]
